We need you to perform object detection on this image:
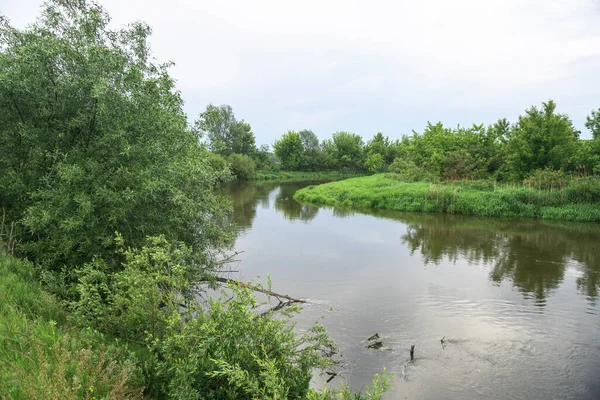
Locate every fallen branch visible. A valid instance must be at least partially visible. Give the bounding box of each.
[214,276,306,304]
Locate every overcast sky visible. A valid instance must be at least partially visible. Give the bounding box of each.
[3,0,600,144]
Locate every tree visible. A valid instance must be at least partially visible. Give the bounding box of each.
[299,129,319,152]
[330,132,364,170]
[364,153,386,173]
[0,0,231,275]
[273,131,304,170]
[365,132,390,161]
[196,104,257,156]
[586,109,600,140]
[506,100,579,180]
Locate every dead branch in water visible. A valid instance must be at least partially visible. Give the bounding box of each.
[213,276,306,304]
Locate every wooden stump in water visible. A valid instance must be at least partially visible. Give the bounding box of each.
[410,344,415,360]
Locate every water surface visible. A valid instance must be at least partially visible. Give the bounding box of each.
[222,181,600,399]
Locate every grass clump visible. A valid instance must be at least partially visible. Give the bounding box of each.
[294,174,600,222]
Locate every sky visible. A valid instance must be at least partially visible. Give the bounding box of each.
[2,0,600,144]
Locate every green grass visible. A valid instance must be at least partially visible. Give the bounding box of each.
[294,174,600,222]
[253,170,365,182]
[0,253,144,399]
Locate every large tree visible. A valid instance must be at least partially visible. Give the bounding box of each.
[196,104,257,156]
[506,100,579,179]
[0,0,231,273]
[273,131,303,170]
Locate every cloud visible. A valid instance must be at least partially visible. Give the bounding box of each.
[4,0,600,142]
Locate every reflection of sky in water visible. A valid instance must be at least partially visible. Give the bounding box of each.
[224,182,600,400]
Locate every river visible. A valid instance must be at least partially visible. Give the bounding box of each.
[221,180,600,400]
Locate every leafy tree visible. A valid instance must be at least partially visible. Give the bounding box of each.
[365,132,390,161]
[273,131,304,170]
[299,129,320,152]
[586,109,600,140]
[364,153,386,174]
[330,132,364,170]
[0,0,231,277]
[506,100,579,180]
[196,104,257,156]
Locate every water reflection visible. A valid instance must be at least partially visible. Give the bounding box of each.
[399,213,600,306]
[274,183,319,222]
[223,181,600,307]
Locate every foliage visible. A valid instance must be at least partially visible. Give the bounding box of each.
[204,152,233,180]
[523,169,567,190]
[365,133,391,162]
[0,0,232,277]
[506,100,578,180]
[442,150,478,180]
[0,253,144,400]
[294,174,600,222]
[299,129,320,152]
[253,170,364,182]
[196,104,258,157]
[273,130,304,170]
[388,158,434,182]
[586,109,600,140]
[228,153,256,180]
[329,132,364,170]
[364,153,386,174]
[307,369,391,400]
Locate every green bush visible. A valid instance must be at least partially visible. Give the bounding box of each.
[388,158,434,182]
[229,153,257,180]
[364,153,386,174]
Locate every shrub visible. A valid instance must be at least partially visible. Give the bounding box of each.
[364,153,386,174]
[229,153,256,180]
[389,158,434,182]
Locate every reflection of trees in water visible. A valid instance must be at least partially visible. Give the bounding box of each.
[221,181,320,233]
[274,183,319,222]
[400,214,600,306]
[219,181,275,232]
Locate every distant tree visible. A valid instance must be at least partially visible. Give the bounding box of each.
[365,132,390,161]
[330,132,364,170]
[299,129,319,152]
[196,104,257,156]
[585,109,600,140]
[229,120,256,156]
[273,131,304,170]
[364,153,386,173]
[506,100,579,179]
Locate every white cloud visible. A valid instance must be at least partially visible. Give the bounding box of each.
[3,0,600,142]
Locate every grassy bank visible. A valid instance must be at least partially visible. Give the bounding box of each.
[252,170,364,182]
[294,174,600,222]
[0,253,144,399]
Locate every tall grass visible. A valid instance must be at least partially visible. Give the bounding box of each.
[253,170,365,182]
[294,174,600,222]
[0,253,144,399]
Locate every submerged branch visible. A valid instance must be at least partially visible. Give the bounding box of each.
[213,276,306,304]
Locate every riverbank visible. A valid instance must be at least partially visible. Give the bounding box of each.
[252,170,364,182]
[294,174,600,222]
[0,253,145,398]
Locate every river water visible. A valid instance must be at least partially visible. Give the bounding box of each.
[221,180,600,399]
